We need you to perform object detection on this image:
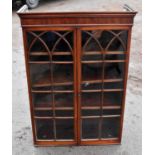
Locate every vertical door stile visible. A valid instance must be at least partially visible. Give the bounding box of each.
[73,28,78,144]
[50,37,57,141]
[22,29,37,144]
[76,27,82,144]
[99,47,106,140]
[119,27,131,141]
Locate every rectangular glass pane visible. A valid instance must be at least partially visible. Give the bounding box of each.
[104,92,123,106]
[36,119,54,140]
[82,63,103,81]
[104,62,125,79]
[82,118,99,139]
[104,81,123,89]
[32,93,52,108]
[56,119,74,139]
[81,92,102,107]
[55,93,74,107]
[102,117,120,138]
[53,64,73,83]
[82,109,100,116]
[35,110,53,117]
[30,64,50,86]
[55,110,74,117]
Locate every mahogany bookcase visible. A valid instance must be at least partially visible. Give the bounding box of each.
[18,4,137,146]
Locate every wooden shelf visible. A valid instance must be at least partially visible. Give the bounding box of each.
[29,61,73,64]
[30,51,126,56]
[31,90,74,93]
[82,78,123,84]
[34,116,74,119]
[83,51,127,55]
[81,115,121,119]
[82,60,126,64]
[81,89,123,93]
[30,51,71,56]
[32,70,73,88]
[34,105,121,111]
[34,107,74,111]
[81,105,121,110]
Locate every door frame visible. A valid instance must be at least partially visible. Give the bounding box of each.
[76,26,131,145]
[22,27,78,146]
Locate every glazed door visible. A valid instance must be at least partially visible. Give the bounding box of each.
[77,28,129,144]
[25,28,77,145]
[24,27,129,145]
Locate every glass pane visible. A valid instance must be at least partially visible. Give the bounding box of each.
[56,119,74,139]
[82,118,99,139]
[82,83,102,90]
[104,92,123,106]
[102,117,120,138]
[105,54,126,60]
[82,109,100,116]
[81,92,102,107]
[30,64,50,86]
[55,93,74,107]
[102,109,121,115]
[82,54,102,61]
[81,30,128,52]
[53,64,73,83]
[35,110,53,117]
[27,31,73,53]
[82,63,103,81]
[104,62,125,79]
[104,81,123,89]
[32,93,52,108]
[82,31,102,51]
[55,110,74,117]
[36,119,54,140]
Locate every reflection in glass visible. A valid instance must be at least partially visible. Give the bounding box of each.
[36,119,54,140]
[102,117,120,138]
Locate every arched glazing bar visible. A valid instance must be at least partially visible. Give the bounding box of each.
[81,30,106,140]
[28,30,74,140]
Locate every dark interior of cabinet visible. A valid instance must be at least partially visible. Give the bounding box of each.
[26,29,127,141]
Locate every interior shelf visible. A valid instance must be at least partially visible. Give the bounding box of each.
[30,51,72,56]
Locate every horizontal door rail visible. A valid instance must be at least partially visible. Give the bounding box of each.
[36,139,75,142]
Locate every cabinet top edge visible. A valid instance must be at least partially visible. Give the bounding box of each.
[18,11,137,18]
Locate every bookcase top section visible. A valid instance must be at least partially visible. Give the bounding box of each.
[17,4,137,27]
